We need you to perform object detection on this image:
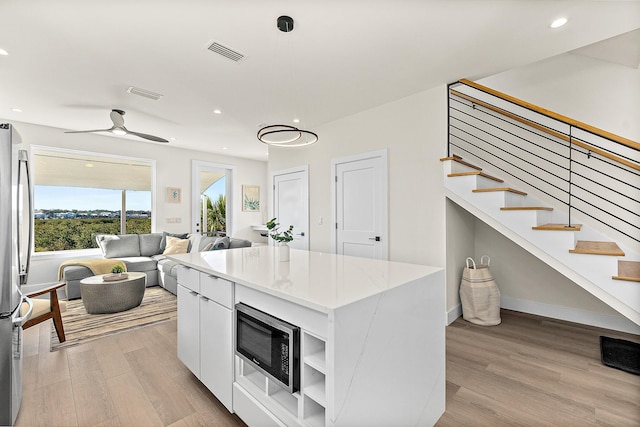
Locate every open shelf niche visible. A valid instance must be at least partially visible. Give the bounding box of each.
[234,329,328,427]
[302,331,327,426]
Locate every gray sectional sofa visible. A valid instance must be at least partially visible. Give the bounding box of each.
[61,232,252,299]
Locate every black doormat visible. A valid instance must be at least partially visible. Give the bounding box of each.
[600,336,640,375]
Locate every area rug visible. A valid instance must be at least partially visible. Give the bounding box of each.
[51,286,176,351]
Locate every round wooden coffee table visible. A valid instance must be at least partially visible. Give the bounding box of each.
[80,272,146,314]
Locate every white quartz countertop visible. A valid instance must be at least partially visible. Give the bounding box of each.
[169,246,443,313]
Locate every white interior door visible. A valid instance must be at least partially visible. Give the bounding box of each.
[272,166,309,250]
[333,150,388,260]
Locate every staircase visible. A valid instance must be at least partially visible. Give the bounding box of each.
[442,155,640,326]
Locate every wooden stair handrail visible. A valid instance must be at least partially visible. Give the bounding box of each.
[451,89,640,172]
[457,79,640,152]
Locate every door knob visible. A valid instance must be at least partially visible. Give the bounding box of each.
[368,236,381,241]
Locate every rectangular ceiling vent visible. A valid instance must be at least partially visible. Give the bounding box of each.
[126,86,163,101]
[207,41,245,62]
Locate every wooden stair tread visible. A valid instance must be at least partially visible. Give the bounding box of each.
[612,276,640,282]
[532,223,582,231]
[501,206,553,211]
[472,187,527,196]
[439,156,482,171]
[448,171,504,182]
[569,241,625,256]
[613,261,640,282]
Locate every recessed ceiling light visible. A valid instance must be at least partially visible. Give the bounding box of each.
[11,107,22,113]
[550,17,568,28]
[85,162,94,168]
[213,109,222,115]
[170,137,176,141]
[293,118,300,123]
[222,146,228,150]
[0,48,8,56]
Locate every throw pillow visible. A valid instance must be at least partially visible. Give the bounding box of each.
[202,242,214,251]
[159,231,188,251]
[211,236,230,250]
[163,236,190,255]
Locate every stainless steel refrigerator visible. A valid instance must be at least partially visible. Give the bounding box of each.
[0,123,34,426]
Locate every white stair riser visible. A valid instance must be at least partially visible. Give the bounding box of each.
[443,160,640,326]
[476,176,502,189]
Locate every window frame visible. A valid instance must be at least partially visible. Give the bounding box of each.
[30,145,156,257]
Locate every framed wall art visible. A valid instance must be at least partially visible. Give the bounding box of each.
[167,187,182,203]
[242,185,260,211]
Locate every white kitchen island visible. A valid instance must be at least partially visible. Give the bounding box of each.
[169,246,445,427]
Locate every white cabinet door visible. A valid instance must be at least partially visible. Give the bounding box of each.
[177,284,200,377]
[200,296,233,412]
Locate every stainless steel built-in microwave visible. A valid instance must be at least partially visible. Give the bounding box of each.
[235,303,300,393]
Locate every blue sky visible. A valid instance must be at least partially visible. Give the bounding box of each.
[35,186,151,211]
[203,176,226,203]
[35,177,225,211]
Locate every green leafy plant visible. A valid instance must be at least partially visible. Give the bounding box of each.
[266,218,294,243]
[203,194,226,235]
[111,264,125,274]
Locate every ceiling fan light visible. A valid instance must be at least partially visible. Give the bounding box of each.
[111,128,127,136]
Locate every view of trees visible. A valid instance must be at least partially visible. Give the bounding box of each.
[34,218,151,252]
[204,194,226,235]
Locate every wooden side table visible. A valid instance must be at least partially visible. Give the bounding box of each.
[80,272,146,314]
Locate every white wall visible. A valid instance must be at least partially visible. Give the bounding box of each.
[268,85,448,268]
[269,52,639,329]
[461,53,640,329]
[7,120,268,286]
[478,52,640,142]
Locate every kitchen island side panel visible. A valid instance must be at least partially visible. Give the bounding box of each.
[327,269,445,427]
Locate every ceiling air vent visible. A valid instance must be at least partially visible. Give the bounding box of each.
[126,86,163,101]
[207,41,245,62]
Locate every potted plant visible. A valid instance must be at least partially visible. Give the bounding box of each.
[266,218,294,261]
[107,263,128,280]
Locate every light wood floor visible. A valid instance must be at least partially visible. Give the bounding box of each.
[17,310,640,426]
[436,310,640,427]
[17,319,246,427]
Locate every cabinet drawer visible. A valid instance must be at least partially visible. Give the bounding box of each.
[200,273,233,308]
[177,266,200,293]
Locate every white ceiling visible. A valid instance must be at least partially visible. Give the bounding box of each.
[1,1,639,161]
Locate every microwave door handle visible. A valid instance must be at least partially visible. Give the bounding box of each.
[17,150,33,285]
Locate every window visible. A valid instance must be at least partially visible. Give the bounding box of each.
[32,147,154,252]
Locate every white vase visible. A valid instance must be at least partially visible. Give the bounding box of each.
[279,243,290,262]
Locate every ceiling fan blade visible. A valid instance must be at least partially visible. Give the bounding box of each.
[110,109,125,127]
[64,128,113,134]
[126,130,169,143]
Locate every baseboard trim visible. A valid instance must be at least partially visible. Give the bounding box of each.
[500,296,640,335]
[447,304,462,325]
[448,299,639,334]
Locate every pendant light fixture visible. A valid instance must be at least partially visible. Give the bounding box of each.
[257,16,318,147]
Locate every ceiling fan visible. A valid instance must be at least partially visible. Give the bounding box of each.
[65,109,169,143]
